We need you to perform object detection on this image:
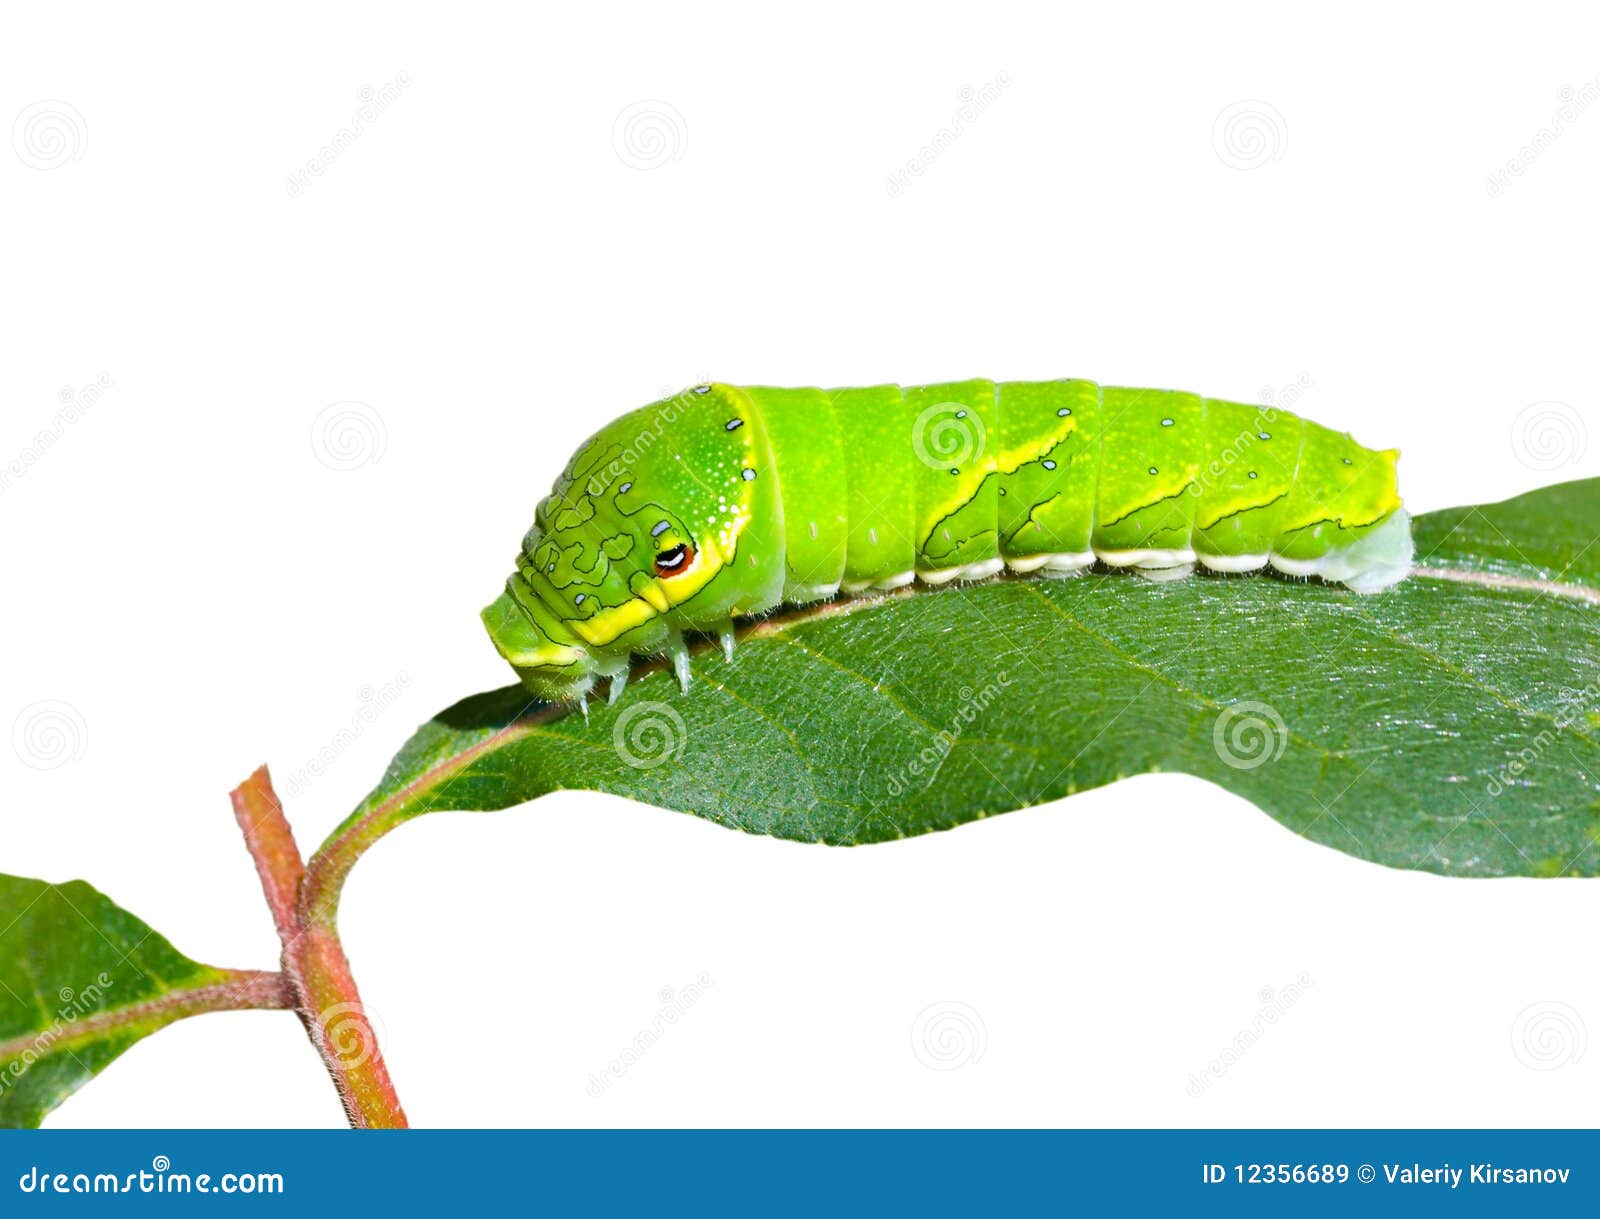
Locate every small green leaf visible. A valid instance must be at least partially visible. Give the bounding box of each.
[332,479,1600,880]
[0,875,284,1128]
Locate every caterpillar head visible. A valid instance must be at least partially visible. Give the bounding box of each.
[481,384,784,703]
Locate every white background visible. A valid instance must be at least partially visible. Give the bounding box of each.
[4,2,1597,1128]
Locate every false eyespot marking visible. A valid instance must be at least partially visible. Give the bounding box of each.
[654,542,694,577]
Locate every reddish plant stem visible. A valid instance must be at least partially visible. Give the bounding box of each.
[229,766,409,1129]
[230,768,305,943]
[0,970,290,1064]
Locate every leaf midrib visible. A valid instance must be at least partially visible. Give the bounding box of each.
[0,970,288,1065]
[375,563,1597,822]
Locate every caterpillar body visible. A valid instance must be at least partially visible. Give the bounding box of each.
[484,379,1412,705]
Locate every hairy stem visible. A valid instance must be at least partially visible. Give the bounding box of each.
[229,766,409,1129]
[230,767,306,942]
[0,970,290,1065]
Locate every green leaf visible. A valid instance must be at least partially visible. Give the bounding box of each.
[333,478,1600,880]
[0,875,284,1128]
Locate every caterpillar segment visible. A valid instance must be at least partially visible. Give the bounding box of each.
[483,380,1412,703]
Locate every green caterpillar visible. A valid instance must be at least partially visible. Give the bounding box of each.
[483,379,1411,705]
